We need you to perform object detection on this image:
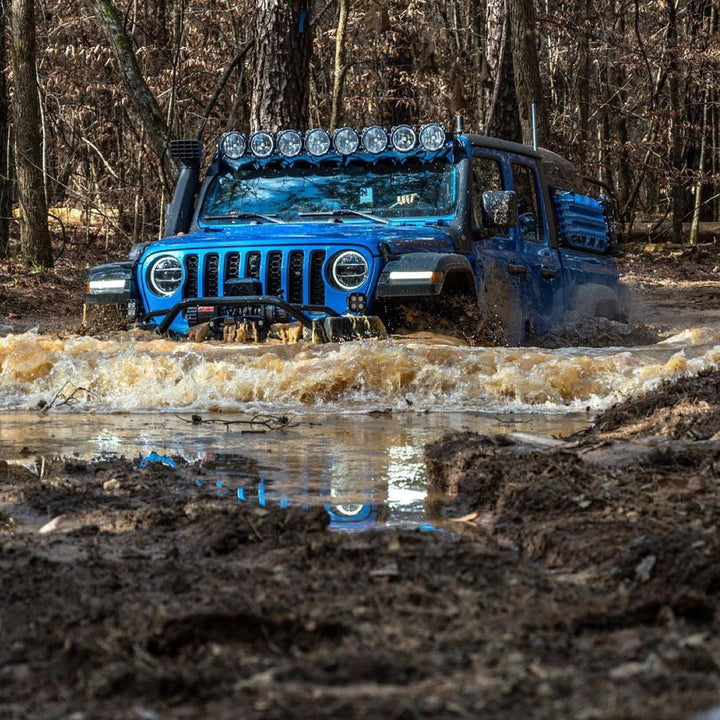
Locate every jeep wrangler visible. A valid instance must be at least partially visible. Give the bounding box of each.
[85,120,623,344]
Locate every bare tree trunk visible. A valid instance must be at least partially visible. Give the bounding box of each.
[577,0,591,157]
[609,1,633,226]
[251,0,312,132]
[689,4,714,245]
[378,28,417,126]
[10,0,52,267]
[89,0,176,183]
[483,0,521,142]
[689,83,710,245]
[508,0,549,147]
[666,0,684,244]
[329,0,349,132]
[470,0,487,129]
[0,0,11,256]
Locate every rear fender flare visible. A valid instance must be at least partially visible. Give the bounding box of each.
[569,283,623,320]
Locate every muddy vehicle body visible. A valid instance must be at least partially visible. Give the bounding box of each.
[86,123,622,343]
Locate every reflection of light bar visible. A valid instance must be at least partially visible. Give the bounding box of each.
[388,271,443,282]
[87,279,127,292]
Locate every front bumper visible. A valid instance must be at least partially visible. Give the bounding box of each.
[145,295,386,343]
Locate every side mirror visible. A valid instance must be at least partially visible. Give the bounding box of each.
[482,190,518,228]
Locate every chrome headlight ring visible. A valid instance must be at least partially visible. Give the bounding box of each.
[147,255,183,297]
[329,250,369,291]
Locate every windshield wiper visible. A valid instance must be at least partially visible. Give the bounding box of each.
[204,212,284,224]
[298,209,388,225]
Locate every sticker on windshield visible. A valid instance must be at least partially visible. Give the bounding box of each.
[360,188,373,205]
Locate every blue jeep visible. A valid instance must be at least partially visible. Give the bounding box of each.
[85,121,623,344]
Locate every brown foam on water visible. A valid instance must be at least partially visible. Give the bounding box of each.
[1,329,719,413]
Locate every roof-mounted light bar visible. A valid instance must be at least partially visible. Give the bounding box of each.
[218,123,448,160]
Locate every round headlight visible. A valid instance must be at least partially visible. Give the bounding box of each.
[277,129,303,158]
[305,128,331,156]
[330,251,368,291]
[419,123,446,151]
[362,126,388,154]
[220,132,246,159]
[250,131,274,158]
[391,124,417,152]
[148,256,183,297]
[333,127,359,155]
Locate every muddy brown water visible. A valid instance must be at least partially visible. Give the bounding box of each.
[2,322,720,529]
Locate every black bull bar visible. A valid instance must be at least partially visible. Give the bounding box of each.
[144,296,341,335]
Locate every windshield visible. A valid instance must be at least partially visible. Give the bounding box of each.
[200,157,457,223]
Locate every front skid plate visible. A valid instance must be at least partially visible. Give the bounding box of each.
[192,315,388,344]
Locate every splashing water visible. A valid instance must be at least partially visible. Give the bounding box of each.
[1,328,719,414]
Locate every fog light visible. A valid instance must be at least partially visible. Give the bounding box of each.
[126,299,138,322]
[348,293,367,312]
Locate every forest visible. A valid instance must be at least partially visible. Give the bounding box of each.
[0,0,718,268]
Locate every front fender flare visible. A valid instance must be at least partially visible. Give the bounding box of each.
[376,253,475,298]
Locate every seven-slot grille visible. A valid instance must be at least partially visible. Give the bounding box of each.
[181,250,327,305]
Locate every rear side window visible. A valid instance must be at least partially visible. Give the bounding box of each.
[472,156,504,228]
[511,163,541,243]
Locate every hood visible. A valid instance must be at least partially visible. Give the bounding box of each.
[143,222,456,258]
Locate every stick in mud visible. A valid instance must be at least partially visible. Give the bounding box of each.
[174,412,318,433]
[38,381,96,412]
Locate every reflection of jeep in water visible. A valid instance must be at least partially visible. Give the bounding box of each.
[86,121,623,344]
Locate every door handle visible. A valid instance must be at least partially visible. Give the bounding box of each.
[541,267,558,279]
[508,263,528,277]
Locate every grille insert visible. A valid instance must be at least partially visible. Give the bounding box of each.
[204,253,219,296]
[310,251,326,305]
[267,251,283,296]
[288,251,304,304]
[225,252,241,282]
[183,255,198,298]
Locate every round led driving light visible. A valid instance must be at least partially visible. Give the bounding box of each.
[419,123,446,151]
[330,250,368,291]
[305,128,331,156]
[391,124,417,152]
[277,129,303,158]
[148,256,183,297]
[362,126,388,154]
[333,127,359,155]
[220,131,246,159]
[249,131,274,158]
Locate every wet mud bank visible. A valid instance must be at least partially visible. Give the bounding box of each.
[424,367,720,719]
[1,373,719,719]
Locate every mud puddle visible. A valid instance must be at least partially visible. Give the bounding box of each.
[0,411,589,531]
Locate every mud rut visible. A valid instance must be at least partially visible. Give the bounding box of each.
[1,370,720,720]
